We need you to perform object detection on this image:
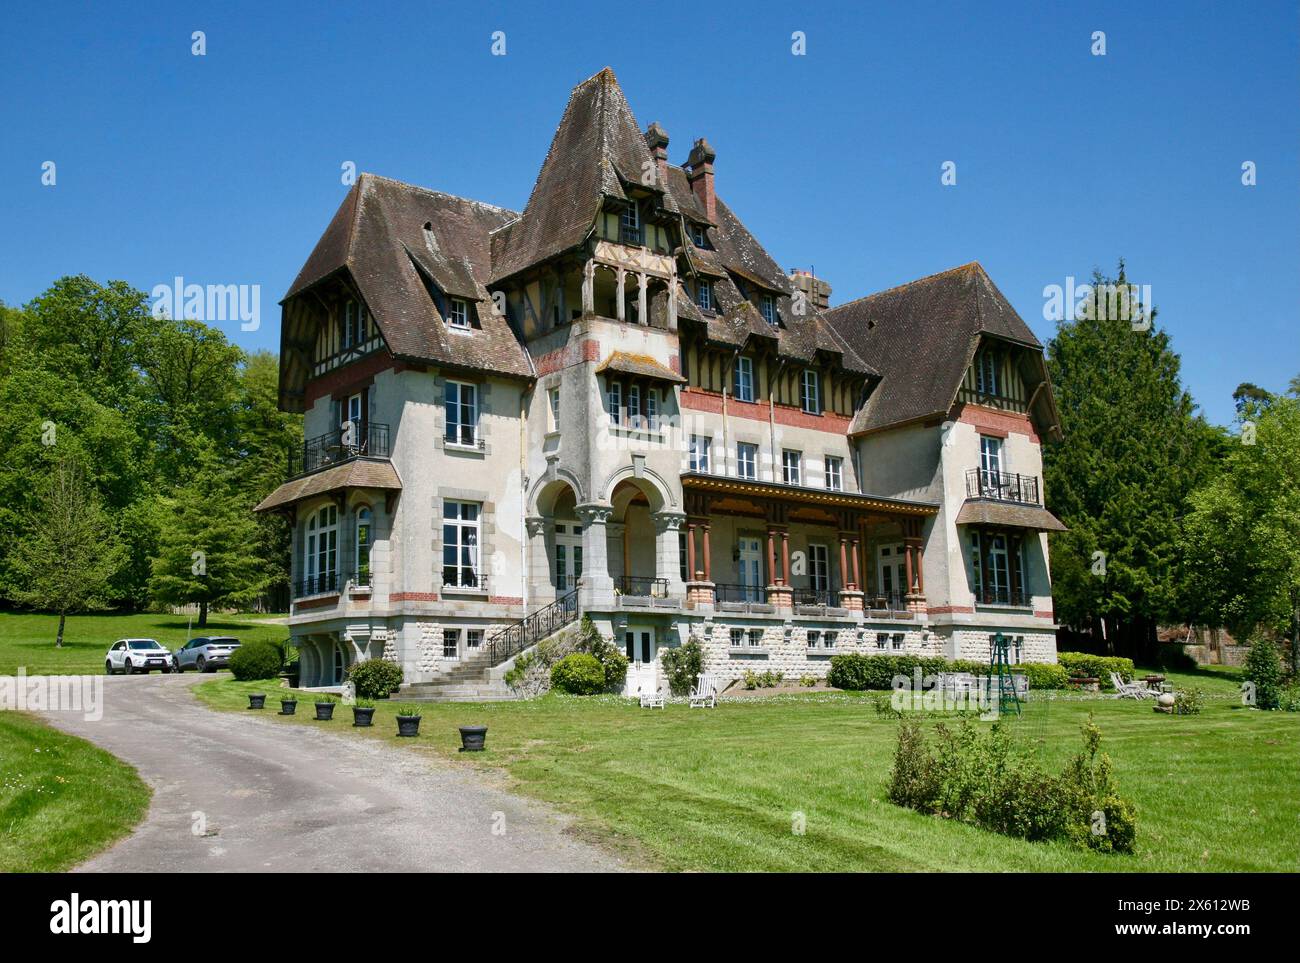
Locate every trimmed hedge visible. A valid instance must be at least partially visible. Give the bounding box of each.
[1057,652,1136,690]
[827,653,1074,691]
[228,641,282,681]
[1015,662,1070,690]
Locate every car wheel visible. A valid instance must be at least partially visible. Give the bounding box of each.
[173,659,183,673]
[197,656,207,673]
[105,660,114,675]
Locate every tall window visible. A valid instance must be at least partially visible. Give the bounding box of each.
[801,369,820,414]
[467,629,483,650]
[554,524,583,591]
[782,449,802,485]
[679,531,688,582]
[733,356,754,402]
[448,298,470,329]
[445,381,479,446]
[620,202,642,244]
[696,280,713,312]
[809,544,830,593]
[343,301,367,347]
[976,350,1001,396]
[306,504,338,592]
[760,293,776,326]
[691,224,706,248]
[736,442,758,479]
[628,384,641,428]
[979,435,1004,494]
[689,435,711,473]
[825,455,843,491]
[548,388,560,431]
[607,381,623,426]
[442,628,460,659]
[442,501,481,588]
[355,507,371,585]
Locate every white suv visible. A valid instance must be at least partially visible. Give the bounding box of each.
[105,639,174,675]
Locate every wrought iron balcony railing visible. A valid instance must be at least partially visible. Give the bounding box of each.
[975,586,1030,607]
[289,421,390,479]
[293,572,340,599]
[613,576,669,598]
[965,468,1041,505]
[794,588,838,608]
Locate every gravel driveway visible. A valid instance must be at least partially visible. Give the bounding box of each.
[35,674,626,872]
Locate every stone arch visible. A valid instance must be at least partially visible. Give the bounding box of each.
[528,470,586,517]
[598,463,676,513]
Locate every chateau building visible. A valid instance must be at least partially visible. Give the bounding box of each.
[256,67,1066,696]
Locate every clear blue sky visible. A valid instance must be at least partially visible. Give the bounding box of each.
[2,0,1296,426]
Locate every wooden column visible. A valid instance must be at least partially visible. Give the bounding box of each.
[781,531,791,585]
[851,536,862,590]
[839,536,850,591]
[904,542,915,596]
[702,522,713,581]
[767,528,778,584]
[616,267,626,322]
[686,522,698,580]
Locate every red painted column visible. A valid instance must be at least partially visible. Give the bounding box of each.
[687,522,697,580]
[702,523,712,582]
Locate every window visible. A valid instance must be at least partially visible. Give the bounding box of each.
[646,388,658,430]
[979,436,1004,493]
[696,280,713,312]
[355,507,371,585]
[809,544,830,593]
[305,504,338,592]
[555,528,582,591]
[442,501,481,588]
[891,633,904,651]
[442,629,460,659]
[445,381,479,446]
[628,384,641,428]
[824,630,838,649]
[733,356,754,402]
[607,381,623,426]
[620,202,642,244]
[976,350,1001,396]
[747,628,764,648]
[825,455,843,491]
[876,632,889,650]
[807,630,821,649]
[448,298,470,329]
[801,369,820,414]
[689,435,711,473]
[782,449,802,485]
[548,388,560,431]
[736,442,758,480]
[679,531,689,582]
[467,629,483,650]
[730,628,744,648]
[760,293,776,326]
[343,300,368,347]
[691,224,706,247]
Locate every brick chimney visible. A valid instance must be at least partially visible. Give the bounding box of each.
[789,269,832,312]
[685,138,717,222]
[644,122,669,189]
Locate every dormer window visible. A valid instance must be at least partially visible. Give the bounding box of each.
[696,280,713,312]
[620,202,642,246]
[448,298,470,329]
[343,300,369,347]
[691,224,707,248]
[976,349,1001,396]
[760,293,776,326]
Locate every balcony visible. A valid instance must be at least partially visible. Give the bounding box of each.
[289,422,391,480]
[613,576,677,608]
[975,586,1031,608]
[965,468,1040,506]
[294,572,340,599]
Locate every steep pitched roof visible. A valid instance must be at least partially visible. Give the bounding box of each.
[823,262,1046,434]
[283,174,532,380]
[490,67,661,283]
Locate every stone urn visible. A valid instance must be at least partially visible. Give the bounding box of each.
[1155,692,1176,714]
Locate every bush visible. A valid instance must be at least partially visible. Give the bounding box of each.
[799,674,818,687]
[886,713,1136,853]
[827,653,948,691]
[1173,686,1203,716]
[661,639,704,696]
[573,618,628,691]
[346,658,404,699]
[550,653,607,695]
[228,641,282,681]
[1057,652,1135,689]
[1244,639,1284,709]
[1013,662,1070,690]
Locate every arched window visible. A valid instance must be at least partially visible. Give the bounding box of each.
[356,507,372,587]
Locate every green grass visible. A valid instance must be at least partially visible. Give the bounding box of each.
[0,712,152,871]
[194,666,1300,872]
[0,611,288,675]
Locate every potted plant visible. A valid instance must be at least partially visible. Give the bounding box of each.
[352,698,376,727]
[314,695,337,720]
[395,704,423,737]
[458,725,488,752]
[248,692,266,710]
[279,692,298,715]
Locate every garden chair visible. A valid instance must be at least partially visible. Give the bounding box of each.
[689,673,718,708]
[639,686,665,709]
[1109,672,1153,699]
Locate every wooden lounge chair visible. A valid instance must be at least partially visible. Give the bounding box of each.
[639,686,665,709]
[689,673,717,708]
[1110,671,1153,699]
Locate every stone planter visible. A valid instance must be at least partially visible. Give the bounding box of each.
[352,706,375,727]
[396,714,422,737]
[248,693,266,710]
[314,701,336,721]
[458,725,488,752]
[279,698,297,716]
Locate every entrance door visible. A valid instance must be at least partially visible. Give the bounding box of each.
[877,543,907,602]
[737,537,763,601]
[623,625,658,697]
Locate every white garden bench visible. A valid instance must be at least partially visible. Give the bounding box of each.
[639,687,665,709]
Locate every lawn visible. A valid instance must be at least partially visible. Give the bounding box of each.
[0,711,152,872]
[0,611,288,675]
[194,665,1300,873]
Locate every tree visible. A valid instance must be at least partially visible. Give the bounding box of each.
[1043,262,1221,661]
[9,457,126,647]
[1182,389,1300,670]
[148,445,266,625]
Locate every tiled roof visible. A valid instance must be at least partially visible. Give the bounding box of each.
[823,262,1047,434]
[955,499,1067,532]
[254,459,402,513]
[596,351,686,384]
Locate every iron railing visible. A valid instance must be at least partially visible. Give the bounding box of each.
[614,576,669,598]
[293,572,340,599]
[965,468,1040,505]
[866,590,910,616]
[975,587,1030,607]
[442,572,487,592]
[486,590,578,666]
[289,422,391,479]
[714,582,766,604]
[352,568,372,588]
[795,587,838,608]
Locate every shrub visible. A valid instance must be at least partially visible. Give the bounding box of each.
[1013,662,1070,690]
[1244,639,1284,709]
[1057,652,1135,689]
[228,641,282,681]
[886,713,1136,853]
[347,658,404,699]
[799,674,818,687]
[395,703,422,718]
[1279,683,1300,712]
[827,653,949,691]
[661,639,704,696]
[550,653,607,695]
[1173,686,1203,716]
[573,618,628,691]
